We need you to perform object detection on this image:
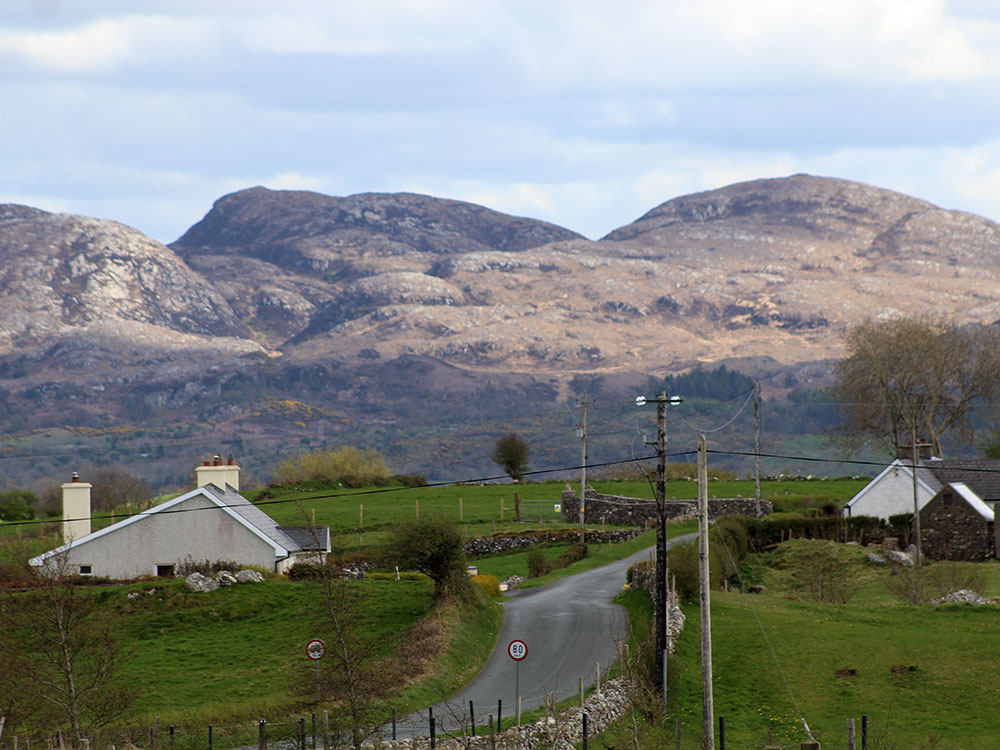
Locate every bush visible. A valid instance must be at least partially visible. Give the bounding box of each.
[0,489,37,521]
[527,548,548,578]
[553,542,589,569]
[272,446,393,488]
[927,561,987,598]
[366,571,429,581]
[471,574,501,597]
[393,473,428,487]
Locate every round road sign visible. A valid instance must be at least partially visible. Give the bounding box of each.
[306,638,326,661]
[508,639,527,661]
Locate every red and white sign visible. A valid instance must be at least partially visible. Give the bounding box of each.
[306,639,326,661]
[507,639,527,661]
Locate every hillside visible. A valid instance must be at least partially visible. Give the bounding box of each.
[1,174,999,487]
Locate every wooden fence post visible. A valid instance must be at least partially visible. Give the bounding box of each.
[208,724,213,750]
[323,711,329,750]
[488,715,496,750]
[298,718,305,750]
[582,713,589,750]
[257,719,266,750]
[515,493,521,522]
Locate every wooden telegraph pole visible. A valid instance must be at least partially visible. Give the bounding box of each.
[754,380,762,518]
[698,434,714,750]
[654,391,667,695]
[579,389,588,543]
[636,390,682,698]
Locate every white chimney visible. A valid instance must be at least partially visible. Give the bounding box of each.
[195,454,241,492]
[62,472,92,543]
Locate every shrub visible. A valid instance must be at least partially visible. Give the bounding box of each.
[0,489,37,521]
[527,548,548,578]
[552,542,589,569]
[272,446,393,488]
[393,473,428,487]
[471,574,501,597]
[927,561,988,598]
[367,571,429,581]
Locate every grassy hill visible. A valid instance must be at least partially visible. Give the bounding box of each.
[606,540,1000,749]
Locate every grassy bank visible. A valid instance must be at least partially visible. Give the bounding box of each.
[600,542,1000,749]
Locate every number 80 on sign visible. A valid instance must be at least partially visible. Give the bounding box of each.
[507,639,527,661]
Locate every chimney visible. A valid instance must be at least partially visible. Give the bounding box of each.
[62,472,92,543]
[195,455,241,492]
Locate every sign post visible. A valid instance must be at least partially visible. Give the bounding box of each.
[507,640,527,724]
[307,639,326,701]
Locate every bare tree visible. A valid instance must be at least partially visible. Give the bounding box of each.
[0,545,137,745]
[832,317,1000,456]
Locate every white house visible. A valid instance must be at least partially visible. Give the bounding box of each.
[844,458,1000,521]
[31,458,330,579]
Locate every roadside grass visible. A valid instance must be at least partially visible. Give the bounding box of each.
[598,540,1000,749]
[514,521,697,590]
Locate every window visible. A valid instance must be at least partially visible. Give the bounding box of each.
[156,564,176,577]
[79,565,92,575]
[943,493,953,506]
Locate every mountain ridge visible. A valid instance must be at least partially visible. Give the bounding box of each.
[2,174,999,486]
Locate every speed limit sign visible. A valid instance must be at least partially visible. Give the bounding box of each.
[306,638,326,661]
[508,639,527,661]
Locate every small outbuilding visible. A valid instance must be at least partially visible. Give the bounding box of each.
[31,458,330,579]
[919,483,996,561]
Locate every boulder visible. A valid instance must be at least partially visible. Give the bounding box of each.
[185,572,219,592]
[216,570,238,586]
[885,549,914,567]
[236,569,265,583]
[866,553,887,565]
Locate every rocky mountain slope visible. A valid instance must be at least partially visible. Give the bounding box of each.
[2,174,999,485]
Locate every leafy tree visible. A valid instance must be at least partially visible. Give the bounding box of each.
[492,432,530,482]
[832,317,1000,456]
[386,518,470,598]
[0,489,38,521]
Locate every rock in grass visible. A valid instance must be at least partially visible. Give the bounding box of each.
[185,572,219,592]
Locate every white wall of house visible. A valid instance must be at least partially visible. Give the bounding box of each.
[58,493,281,579]
[844,460,936,520]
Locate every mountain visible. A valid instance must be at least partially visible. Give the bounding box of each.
[1,175,999,487]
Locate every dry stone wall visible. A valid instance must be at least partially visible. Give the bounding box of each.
[560,486,771,525]
[380,678,632,750]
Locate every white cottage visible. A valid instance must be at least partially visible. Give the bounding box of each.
[844,457,1000,521]
[31,459,330,579]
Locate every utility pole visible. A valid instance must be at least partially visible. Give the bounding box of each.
[911,419,922,566]
[579,390,588,543]
[698,434,714,750]
[635,390,682,698]
[754,380,761,518]
[654,391,667,695]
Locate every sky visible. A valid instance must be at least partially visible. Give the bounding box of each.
[2,0,1000,243]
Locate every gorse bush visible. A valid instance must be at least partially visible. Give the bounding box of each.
[471,574,501,597]
[272,446,393,488]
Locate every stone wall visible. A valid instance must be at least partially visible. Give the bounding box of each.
[920,493,995,560]
[382,678,632,749]
[560,486,771,525]
[463,528,642,556]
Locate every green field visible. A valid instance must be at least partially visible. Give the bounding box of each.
[602,542,1000,750]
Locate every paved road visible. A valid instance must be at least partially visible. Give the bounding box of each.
[394,533,696,738]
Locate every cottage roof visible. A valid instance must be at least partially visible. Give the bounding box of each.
[921,460,1000,502]
[948,482,995,522]
[278,525,331,551]
[30,483,328,566]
